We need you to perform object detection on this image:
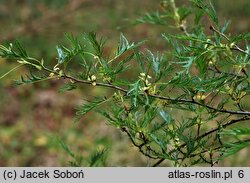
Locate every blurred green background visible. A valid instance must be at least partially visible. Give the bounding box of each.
[0,0,249,166]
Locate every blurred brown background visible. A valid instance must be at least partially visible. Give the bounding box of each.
[0,0,249,166]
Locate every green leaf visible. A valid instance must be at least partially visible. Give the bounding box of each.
[56,44,82,66]
[194,9,205,25]
[117,33,130,55]
[180,133,197,156]
[219,141,250,160]
[56,34,83,67]
[14,40,28,58]
[220,127,250,137]
[231,32,250,43]
[192,0,218,25]
[75,97,108,122]
[178,56,194,72]
[150,121,169,133]
[136,11,167,25]
[147,50,163,80]
[135,51,147,73]
[59,83,77,93]
[162,34,171,43]
[159,109,172,124]
[221,20,230,34]
[58,138,83,167]
[88,148,107,167]
[112,54,133,74]
[178,6,192,21]
[169,71,193,86]
[141,107,157,128]
[150,134,165,149]
[195,55,207,76]
[0,42,28,59]
[56,46,66,64]
[97,110,116,123]
[116,33,145,58]
[127,80,141,107]
[15,73,46,85]
[58,138,75,158]
[65,33,82,49]
[84,32,105,57]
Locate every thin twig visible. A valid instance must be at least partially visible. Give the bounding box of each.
[152,116,250,166]
[150,94,250,116]
[40,63,250,116]
[121,127,159,160]
[65,74,128,93]
[52,70,250,116]
[210,25,250,56]
[187,138,250,158]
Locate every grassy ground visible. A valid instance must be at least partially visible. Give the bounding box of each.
[0,0,249,166]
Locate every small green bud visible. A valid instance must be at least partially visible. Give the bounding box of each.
[49,73,55,77]
[193,93,206,101]
[59,70,63,77]
[17,60,26,64]
[230,42,235,48]
[35,65,42,70]
[141,86,150,92]
[140,73,146,77]
[93,55,99,60]
[88,75,97,86]
[91,75,96,81]
[208,60,214,65]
